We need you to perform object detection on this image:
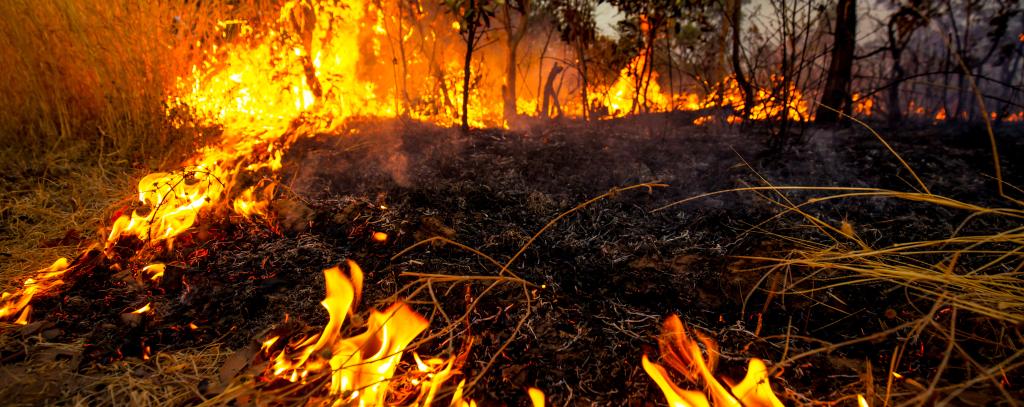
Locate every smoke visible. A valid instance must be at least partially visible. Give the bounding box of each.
[283,120,467,199]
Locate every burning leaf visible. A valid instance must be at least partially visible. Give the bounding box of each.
[217,341,261,393]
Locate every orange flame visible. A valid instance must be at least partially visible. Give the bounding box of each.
[593,51,671,117]
[107,168,225,249]
[0,258,70,324]
[233,184,275,218]
[131,303,152,314]
[259,260,455,404]
[528,387,546,407]
[703,76,810,122]
[142,263,165,281]
[852,93,873,117]
[643,315,785,407]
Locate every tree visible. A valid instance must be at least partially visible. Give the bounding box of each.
[499,0,533,123]
[884,5,924,127]
[608,0,683,114]
[816,0,857,124]
[553,0,597,119]
[726,0,755,120]
[446,0,496,132]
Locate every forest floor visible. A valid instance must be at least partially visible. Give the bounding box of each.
[1,115,1022,405]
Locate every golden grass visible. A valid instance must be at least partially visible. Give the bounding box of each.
[0,157,139,285]
[0,0,272,285]
[0,339,228,406]
[712,186,1023,405]
[0,0,264,165]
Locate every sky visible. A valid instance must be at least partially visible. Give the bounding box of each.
[594,3,623,37]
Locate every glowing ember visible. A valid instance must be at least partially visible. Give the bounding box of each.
[642,315,785,407]
[372,231,389,242]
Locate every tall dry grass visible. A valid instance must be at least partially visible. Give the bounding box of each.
[0,0,267,281]
[0,0,266,167]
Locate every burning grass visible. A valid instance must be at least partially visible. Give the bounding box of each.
[0,158,138,287]
[3,117,1021,405]
[1,0,1023,404]
[0,0,253,163]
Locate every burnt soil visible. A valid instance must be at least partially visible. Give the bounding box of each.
[4,115,1023,405]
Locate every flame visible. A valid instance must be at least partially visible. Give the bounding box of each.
[594,51,671,117]
[703,76,810,122]
[852,93,873,117]
[643,315,785,407]
[233,184,275,217]
[131,303,152,314]
[693,115,714,126]
[107,168,225,249]
[259,260,456,404]
[590,69,814,123]
[372,231,389,242]
[0,258,70,324]
[142,263,165,281]
[528,387,546,407]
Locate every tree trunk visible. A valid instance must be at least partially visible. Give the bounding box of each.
[461,14,476,132]
[666,19,675,110]
[460,0,480,133]
[577,39,590,120]
[886,26,904,127]
[728,0,754,119]
[504,37,521,121]
[816,0,856,124]
[502,1,530,123]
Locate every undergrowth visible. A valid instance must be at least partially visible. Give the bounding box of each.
[0,0,265,164]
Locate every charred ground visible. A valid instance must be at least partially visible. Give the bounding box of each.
[3,116,1023,405]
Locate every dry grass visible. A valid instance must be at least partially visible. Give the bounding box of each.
[0,0,268,164]
[654,180,1024,404]
[0,163,133,284]
[760,189,1022,402]
[694,186,1024,405]
[0,334,228,407]
[0,0,271,284]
